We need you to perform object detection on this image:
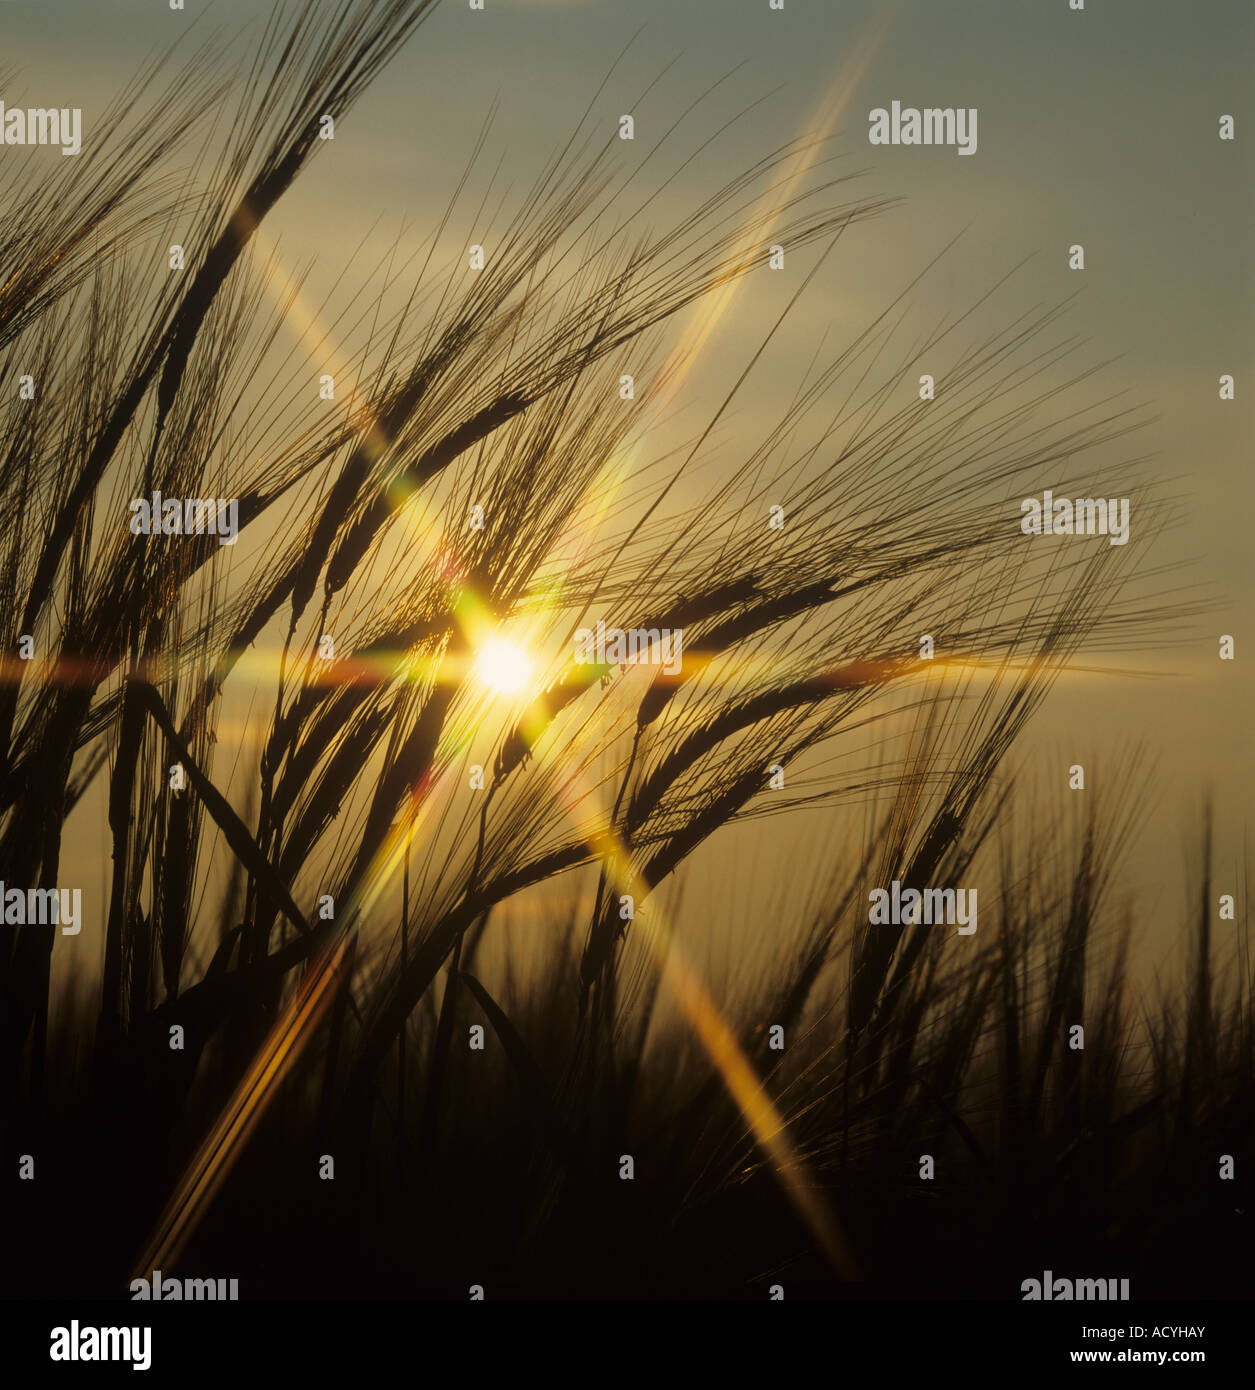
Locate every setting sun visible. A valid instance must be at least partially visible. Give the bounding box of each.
[473,637,533,695]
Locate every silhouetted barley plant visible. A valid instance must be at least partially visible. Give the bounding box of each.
[2,0,1242,1299]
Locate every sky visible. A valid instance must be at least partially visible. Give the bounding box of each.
[3,0,1250,975]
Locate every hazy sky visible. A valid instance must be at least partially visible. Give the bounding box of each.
[5,0,1251,968]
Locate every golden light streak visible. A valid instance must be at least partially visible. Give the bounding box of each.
[132,932,355,1280]
[580,816,863,1280]
[649,1,901,420]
